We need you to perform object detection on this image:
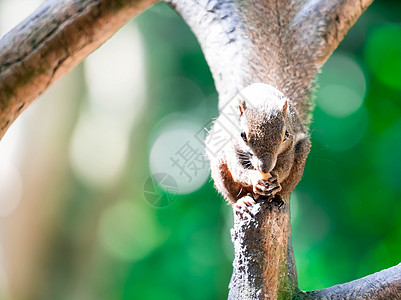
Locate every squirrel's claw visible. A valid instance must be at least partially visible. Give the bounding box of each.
[253,176,282,197]
[234,197,256,220]
[269,195,284,208]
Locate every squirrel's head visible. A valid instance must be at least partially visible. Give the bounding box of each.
[234,83,295,174]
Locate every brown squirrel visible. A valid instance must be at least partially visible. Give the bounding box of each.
[206,83,310,213]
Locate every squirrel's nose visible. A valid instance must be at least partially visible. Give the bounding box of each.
[259,162,272,174]
[258,156,276,174]
[260,165,272,174]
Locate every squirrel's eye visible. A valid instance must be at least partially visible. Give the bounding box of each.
[283,130,290,141]
[241,131,248,143]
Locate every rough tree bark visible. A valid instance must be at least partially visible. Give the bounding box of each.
[0,0,400,299]
[0,0,157,139]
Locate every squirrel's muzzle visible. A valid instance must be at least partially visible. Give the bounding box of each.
[258,155,276,174]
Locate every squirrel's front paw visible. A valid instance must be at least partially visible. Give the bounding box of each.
[234,196,256,220]
[253,175,281,197]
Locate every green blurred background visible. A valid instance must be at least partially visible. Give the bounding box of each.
[0,0,400,299]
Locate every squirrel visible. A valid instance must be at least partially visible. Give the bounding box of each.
[205,83,311,213]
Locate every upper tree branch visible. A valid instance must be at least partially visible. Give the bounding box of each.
[166,0,373,123]
[288,0,374,67]
[0,0,157,139]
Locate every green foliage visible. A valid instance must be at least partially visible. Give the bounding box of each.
[365,24,401,89]
[293,0,401,290]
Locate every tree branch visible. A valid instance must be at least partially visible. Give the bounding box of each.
[301,263,401,299]
[166,0,373,123]
[288,0,374,66]
[228,196,297,300]
[0,0,157,139]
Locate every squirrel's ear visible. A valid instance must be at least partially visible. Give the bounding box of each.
[238,99,247,117]
[282,100,288,114]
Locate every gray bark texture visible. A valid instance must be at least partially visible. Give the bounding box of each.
[0,0,157,139]
[301,263,401,299]
[228,196,297,300]
[0,0,400,299]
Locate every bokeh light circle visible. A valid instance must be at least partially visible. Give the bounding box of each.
[0,160,23,217]
[313,107,368,152]
[316,53,366,118]
[364,24,401,89]
[149,116,210,195]
[69,113,129,188]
